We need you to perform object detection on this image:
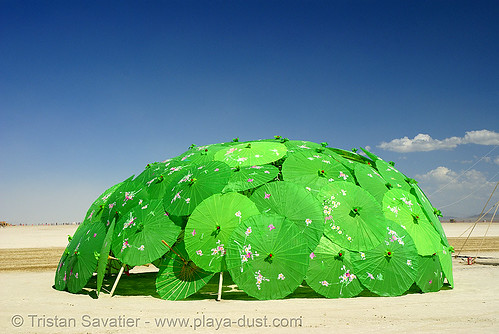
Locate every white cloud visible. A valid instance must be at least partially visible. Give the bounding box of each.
[416,166,498,217]
[418,166,457,183]
[464,130,499,145]
[483,155,499,165]
[378,129,499,153]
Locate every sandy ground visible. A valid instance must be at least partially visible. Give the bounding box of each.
[0,224,498,333]
[0,225,78,249]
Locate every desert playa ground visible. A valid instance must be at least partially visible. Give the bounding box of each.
[1,223,498,333]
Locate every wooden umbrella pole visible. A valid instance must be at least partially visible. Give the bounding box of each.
[161,240,188,264]
[216,271,223,302]
[110,264,125,297]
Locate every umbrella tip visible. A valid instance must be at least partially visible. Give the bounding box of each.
[315,147,325,153]
[350,207,361,217]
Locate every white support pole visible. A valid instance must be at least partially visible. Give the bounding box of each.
[216,271,223,301]
[110,265,125,297]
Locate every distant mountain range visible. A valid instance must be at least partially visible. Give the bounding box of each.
[441,212,499,222]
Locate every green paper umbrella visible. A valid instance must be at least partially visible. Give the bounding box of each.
[105,176,151,220]
[282,151,354,193]
[416,254,444,293]
[226,213,309,300]
[156,240,215,300]
[85,181,124,218]
[222,164,279,193]
[96,218,116,295]
[318,181,386,252]
[133,161,180,199]
[326,150,358,174]
[112,199,182,266]
[55,191,121,292]
[354,163,392,204]
[250,181,325,251]
[214,142,287,167]
[283,140,326,153]
[306,236,364,298]
[375,159,411,191]
[55,224,88,290]
[436,242,454,288]
[185,192,260,272]
[65,221,108,293]
[176,149,214,165]
[54,249,70,291]
[359,147,381,162]
[174,142,231,165]
[55,198,111,291]
[163,161,231,216]
[351,222,419,296]
[328,147,372,164]
[79,178,131,233]
[410,183,449,247]
[382,189,441,256]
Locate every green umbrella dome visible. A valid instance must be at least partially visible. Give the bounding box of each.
[55,137,452,299]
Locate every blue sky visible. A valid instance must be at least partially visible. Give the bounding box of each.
[1,1,498,224]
